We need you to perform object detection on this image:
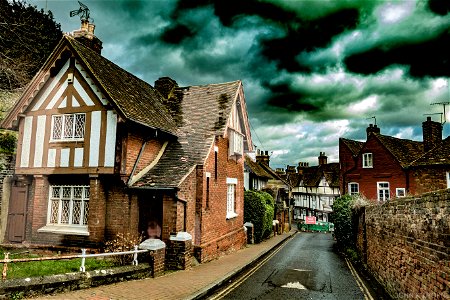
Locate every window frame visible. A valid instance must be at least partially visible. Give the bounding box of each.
[226,178,238,219]
[396,188,406,198]
[348,182,359,195]
[377,182,390,201]
[51,113,86,142]
[362,153,373,168]
[447,172,450,189]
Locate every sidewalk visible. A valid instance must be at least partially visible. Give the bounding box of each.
[33,231,297,300]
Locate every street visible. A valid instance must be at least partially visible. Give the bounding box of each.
[211,232,366,300]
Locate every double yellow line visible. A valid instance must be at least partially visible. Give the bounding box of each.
[345,258,374,300]
[209,237,293,300]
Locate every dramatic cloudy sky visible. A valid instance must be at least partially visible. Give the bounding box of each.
[33,0,450,168]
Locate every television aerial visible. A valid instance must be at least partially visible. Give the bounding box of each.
[70,1,91,21]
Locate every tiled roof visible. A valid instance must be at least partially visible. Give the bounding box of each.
[245,155,274,179]
[133,81,241,188]
[341,138,364,156]
[373,133,424,167]
[294,163,340,188]
[67,36,178,135]
[410,137,450,166]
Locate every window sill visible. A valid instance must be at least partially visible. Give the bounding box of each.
[226,212,238,220]
[38,225,89,236]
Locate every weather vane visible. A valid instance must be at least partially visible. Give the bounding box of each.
[70,1,91,22]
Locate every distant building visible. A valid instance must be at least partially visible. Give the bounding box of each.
[291,152,340,222]
[340,118,450,201]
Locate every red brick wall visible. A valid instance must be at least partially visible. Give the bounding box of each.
[357,190,450,299]
[178,136,246,262]
[343,137,408,201]
[339,139,357,194]
[124,134,164,176]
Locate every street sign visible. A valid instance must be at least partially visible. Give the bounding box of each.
[305,216,316,224]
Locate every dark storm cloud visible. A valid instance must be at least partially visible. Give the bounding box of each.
[344,32,450,77]
[33,0,450,168]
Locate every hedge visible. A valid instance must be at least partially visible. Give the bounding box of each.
[244,190,275,243]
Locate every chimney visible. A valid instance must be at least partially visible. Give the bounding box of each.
[275,168,285,175]
[318,152,327,165]
[422,116,442,152]
[256,150,270,166]
[71,19,102,54]
[297,162,309,174]
[366,124,380,139]
[286,165,296,175]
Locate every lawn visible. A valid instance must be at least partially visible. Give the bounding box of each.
[0,248,117,279]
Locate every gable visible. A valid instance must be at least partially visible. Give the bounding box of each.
[29,57,108,113]
[225,87,253,153]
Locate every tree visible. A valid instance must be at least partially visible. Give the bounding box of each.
[0,0,62,91]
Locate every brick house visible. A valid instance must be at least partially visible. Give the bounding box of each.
[1,21,253,262]
[291,152,339,222]
[340,118,450,201]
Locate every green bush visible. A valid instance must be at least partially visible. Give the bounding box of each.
[0,131,16,154]
[333,195,355,249]
[244,190,275,243]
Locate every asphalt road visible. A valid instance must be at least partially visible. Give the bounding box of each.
[214,232,366,300]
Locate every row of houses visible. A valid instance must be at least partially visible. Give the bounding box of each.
[246,118,450,225]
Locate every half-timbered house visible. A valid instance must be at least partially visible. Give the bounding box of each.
[1,21,253,262]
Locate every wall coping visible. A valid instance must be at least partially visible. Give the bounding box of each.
[139,238,166,250]
[170,232,192,241]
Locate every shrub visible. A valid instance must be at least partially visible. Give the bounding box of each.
[104,232,143,266]
[333,195,355,249]
[244,190,266,243]
[244,190,275,243]
[0,130,17,154]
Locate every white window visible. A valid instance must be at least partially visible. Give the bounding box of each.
[47,186,90,226]
[349,182,359,195]
[377,182,390,201]
[447,172,450,189]
[52,113,86,141]
[363,153,373,168]
[226,178,238,219]
[396,188,406,198]
[229,130,244,156]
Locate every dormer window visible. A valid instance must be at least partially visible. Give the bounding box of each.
[52,113,86,141]
[362,153,373,168]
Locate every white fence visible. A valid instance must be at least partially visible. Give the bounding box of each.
[1,246,148,280]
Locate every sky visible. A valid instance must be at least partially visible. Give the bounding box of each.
[31,0,450,169]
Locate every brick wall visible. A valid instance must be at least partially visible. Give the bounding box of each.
[180,136,246,262]
[357,190,450,299]
[409,167,449,196]
[125,134,164,176]
[342,136,408,201]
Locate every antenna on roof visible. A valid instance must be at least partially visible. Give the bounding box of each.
[430,102,450,125]
[70,1,92,22]
[366,116,376,125]
[424,113,443,124]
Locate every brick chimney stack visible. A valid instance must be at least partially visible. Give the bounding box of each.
[366,124,380,139]
[285,165,296,175]
[154,77,183,125]
[297,162,309,174]
[70,19,102,54]
[256,150,270,166]
[318,152,327,166]
[422,116,442,152]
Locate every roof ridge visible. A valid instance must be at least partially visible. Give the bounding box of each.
[180,80,241,89]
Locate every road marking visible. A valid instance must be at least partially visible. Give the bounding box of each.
[208,236,294,300]
[281,281,307,290]
[345,258,374,300]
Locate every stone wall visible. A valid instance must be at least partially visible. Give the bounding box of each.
[0,153,14,216]
[357,189,450,300]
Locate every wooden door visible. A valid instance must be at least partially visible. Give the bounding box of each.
[7,186,28,242]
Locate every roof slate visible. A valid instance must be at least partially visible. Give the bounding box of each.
[373,133,424,167]
[245,155,274,179]
[67,36,178,135]
[410,137,450,166]
[133,81,241,188]
[294,163,340,188]
[341,138,364,156]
